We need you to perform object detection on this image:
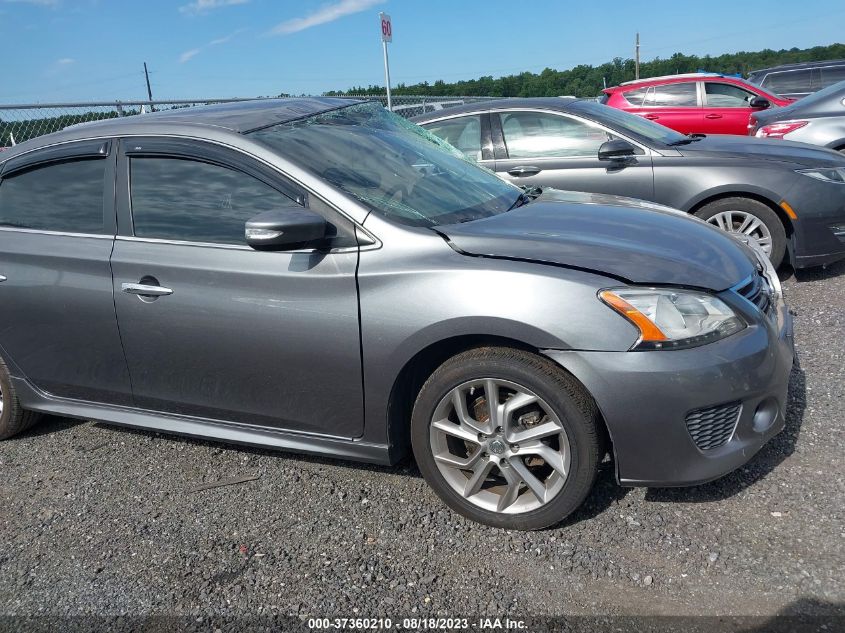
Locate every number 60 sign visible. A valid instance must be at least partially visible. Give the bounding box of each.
[379,12,392,43]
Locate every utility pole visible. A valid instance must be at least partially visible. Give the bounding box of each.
[143,62,154,109]
[635,33,640,80]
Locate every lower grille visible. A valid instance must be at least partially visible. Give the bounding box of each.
[685,402,742,450]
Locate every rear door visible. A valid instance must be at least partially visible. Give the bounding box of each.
[635,81,701,134]
[490,109,654,200]
[700,81,760,135]
[0,141,132,404]
[110,138,364,436]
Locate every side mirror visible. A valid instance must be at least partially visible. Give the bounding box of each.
[598,139,637,161]
[750,96,771,109]
[245,208,326,250]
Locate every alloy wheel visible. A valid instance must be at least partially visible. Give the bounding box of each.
[706,210,773,255]
[429,378,571,514]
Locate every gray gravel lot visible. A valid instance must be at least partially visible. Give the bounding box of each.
[0,261,843,627]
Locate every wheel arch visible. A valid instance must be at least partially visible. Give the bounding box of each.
[686,188,794,238]
[385,335,613,465]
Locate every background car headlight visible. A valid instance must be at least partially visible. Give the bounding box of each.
[796,167,845,183]
[599,288,746,350]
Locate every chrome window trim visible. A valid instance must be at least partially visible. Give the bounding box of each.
[420,108,656,158]
[0,226,112,239]
[114,234,375,254]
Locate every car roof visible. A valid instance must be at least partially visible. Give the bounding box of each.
[410,97,578,123]
[1,97,362,159]
[604,74,751,92]
[749,59,845,76]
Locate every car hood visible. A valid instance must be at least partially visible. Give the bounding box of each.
[675,134,845,167]
[436,190,757,291]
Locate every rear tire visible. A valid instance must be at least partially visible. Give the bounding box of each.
[694,197,787,267]
[411,347,602,530]
[0,356,41,440]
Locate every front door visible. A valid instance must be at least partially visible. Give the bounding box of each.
[491,110,654,200]
[0,141,132,404]
[110,138,364,437]
[699,81,759,135]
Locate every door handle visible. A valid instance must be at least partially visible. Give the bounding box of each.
[705,113,723,119]
[644,114,659,120]
[507,166,541,177]
[0,275,6,283]
[121,282,173,297]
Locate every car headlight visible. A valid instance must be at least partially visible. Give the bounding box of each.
[796,167,845,183]
[599,288,746,350]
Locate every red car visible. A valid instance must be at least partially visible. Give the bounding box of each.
[600,73,792,136]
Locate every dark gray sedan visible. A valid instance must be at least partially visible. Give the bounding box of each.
[0,99,793,529]
[413,97,845,269]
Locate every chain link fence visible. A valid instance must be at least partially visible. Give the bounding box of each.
[0,95,499,148]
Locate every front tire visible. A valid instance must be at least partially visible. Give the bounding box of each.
[0,355,40,440]
[694,197,787,267]
[411,347,602,530]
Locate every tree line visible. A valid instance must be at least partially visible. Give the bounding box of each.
[326,43,845,98]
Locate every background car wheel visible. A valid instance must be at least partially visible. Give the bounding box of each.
[0,355,41,440]
[411,347,602,530]
[694,197,787,267]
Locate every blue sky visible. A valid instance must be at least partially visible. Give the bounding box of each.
[1,0,843,103]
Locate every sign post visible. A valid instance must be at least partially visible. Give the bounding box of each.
[379,12,393,110]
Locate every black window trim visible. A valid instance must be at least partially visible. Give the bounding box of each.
[116,136,366,251]
[0,139,115,237]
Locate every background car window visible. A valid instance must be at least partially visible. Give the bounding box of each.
[764,69,812,95]
[0,159,105,234]
[704,82,755,107]
[500,111,609,158]
[622,88,648,106]
[424,116,483,161]
[130,158,297,244]
[642,82,698,107]
[820,65,845,88]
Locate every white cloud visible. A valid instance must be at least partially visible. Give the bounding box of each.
[178,28,245,63]
[179,0,249,15]
[56,57,75,65]
[2,0,60,6]
[179,48,201,63]
[270,0,384,36]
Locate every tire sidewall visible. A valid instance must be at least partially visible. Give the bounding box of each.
[694,198,787,267]
[411,350,598,530]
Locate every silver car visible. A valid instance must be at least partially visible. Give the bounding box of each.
[0,99,793,530]
[750,80,845,152]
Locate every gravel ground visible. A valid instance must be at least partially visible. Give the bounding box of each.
[0,261,843,629]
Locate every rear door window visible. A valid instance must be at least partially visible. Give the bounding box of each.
[820,65,845,88]
[424,115,483,161]
[763,69,813,95]
[642,82,698,107]
[621,87,648,106]
[0,159,106,234]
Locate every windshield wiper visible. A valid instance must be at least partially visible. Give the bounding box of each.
[507,186,543,211]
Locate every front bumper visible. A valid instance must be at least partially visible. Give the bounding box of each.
[544,290,794,486]
[785,178,845,268]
